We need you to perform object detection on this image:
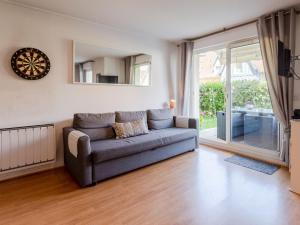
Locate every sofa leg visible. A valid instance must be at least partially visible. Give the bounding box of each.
[89,181,97,187]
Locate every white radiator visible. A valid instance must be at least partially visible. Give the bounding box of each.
[0,124,56,173]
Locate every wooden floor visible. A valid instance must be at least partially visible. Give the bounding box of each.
[0,145,300,225]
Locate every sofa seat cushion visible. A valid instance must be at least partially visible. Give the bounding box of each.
[91,128,197,163]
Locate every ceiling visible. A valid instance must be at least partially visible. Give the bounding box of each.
[6,0,300,42]
[75,42,137,63]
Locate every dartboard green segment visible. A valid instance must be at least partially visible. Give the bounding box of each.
[11,48,51,80]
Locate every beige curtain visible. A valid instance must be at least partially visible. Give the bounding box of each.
[178,41,199,118]
[125,56,135,84]
[257,8,296,163]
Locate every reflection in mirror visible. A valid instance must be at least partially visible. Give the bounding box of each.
[74,42,152,86]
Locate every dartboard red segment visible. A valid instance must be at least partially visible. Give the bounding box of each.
[11,48,51,80]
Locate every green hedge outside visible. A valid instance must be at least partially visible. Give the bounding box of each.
[199,80,272,129]
[231,80,272,109]
[199,82,225,118]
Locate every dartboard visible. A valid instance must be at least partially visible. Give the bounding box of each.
[11,48,50,80]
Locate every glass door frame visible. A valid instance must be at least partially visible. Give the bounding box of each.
[196,37,281,162]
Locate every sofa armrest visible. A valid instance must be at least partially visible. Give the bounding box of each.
[63,127,93,187]
[174,116,199,148]
[174,116,199,130]
[63,127,91,158]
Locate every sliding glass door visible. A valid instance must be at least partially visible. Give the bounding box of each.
[195,38,280,157]
[195,47,227,142]
[229,39,279,152]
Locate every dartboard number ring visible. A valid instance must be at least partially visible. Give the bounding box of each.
[11,48,51,80]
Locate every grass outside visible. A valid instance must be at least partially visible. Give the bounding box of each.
[199,116,217,130]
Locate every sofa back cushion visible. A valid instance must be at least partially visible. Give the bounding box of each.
[147,108,174,130]
[116,111,147,123]
[73,113,115,141]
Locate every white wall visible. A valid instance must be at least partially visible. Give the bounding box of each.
[92,57,104,82]
[103,57,125,83]
[193,23,258,50]
[0,2,176,174]
[92,56,126,84]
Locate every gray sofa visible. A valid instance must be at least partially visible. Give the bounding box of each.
[63,109,199,187]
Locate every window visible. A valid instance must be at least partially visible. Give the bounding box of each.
[82,62,93,83]
[85,70,93,83]
[134,63,151,86]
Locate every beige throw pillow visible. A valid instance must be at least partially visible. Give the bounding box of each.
[113,119,149,139]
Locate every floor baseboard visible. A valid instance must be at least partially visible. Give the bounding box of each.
[0,161,63,182]
[199,140,287,167]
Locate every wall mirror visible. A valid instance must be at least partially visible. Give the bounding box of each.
[73,41,152,86]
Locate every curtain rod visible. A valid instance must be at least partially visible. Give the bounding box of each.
[185,9,300,42]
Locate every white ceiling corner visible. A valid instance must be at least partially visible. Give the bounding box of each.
[5,0,300,42]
